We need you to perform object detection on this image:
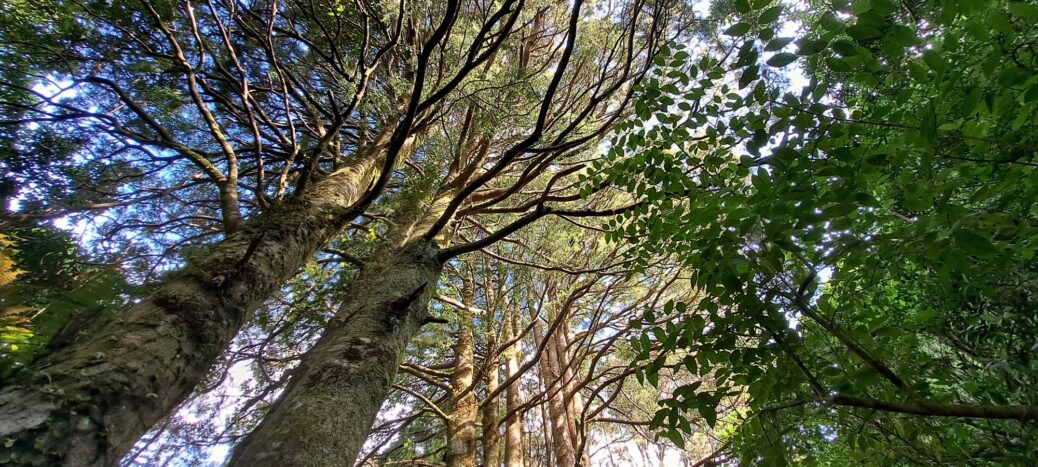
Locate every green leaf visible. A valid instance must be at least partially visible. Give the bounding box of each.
[739,65,759,89]
[846,24,883,40]
[922,51,946,72]
[953,229,998,258]
[698,401,718,427]
[665,429,686,448]
[725,23,752,36]
[831,39,858,56]
[773,239,804,252]
[759,5,783,23]
[647,367,660,386]
[797,39,829,55]
[903,183,934,210]
[820,11,844,31]
[1008,2,1038,19]
[765,37,795,51]
[766,53,797,67]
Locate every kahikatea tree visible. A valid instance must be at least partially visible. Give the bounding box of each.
[0,0,692,464]
[225,0,695,462]
[599,0,1038,463]
[131,209,718,466]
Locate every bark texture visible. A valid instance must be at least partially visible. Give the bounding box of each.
[0,139,393,466]
[503,307,525,467]
[556,322,591,467]
[227,239,443,466]
[446,269,478,467]
[532,316,577,467]
[482,359,502,467]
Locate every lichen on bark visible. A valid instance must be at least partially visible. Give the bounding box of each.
[228,239,445,466]
[0,148,388,466]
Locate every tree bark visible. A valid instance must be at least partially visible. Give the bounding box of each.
[556,322,590,467]
[482,357,502,467]
[446,267,478,467]
[503,305,525,467]
[531,314,577,467]
[227,239,444,466]
[0,131,406,466]
[480,278,502,467]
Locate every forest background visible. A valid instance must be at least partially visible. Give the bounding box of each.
[0,0,1035,465]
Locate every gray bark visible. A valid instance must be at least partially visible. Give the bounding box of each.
[0,140,391,466]
[227,239,444,466]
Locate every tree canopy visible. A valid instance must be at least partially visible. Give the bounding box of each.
[0,0,1035,465]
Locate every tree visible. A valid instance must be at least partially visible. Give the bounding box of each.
[347,215,713,467]
[0,0,685,463]
[600,0,1038,463]
[224,0,689,462]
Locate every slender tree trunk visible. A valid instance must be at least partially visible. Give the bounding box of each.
[482,358,502,467]
[539,396,553,467]
[227,238,443,466]
[556,323,590,467]
[0,131,410,466]
[447,268,478,467]
[531,315,577,467]
[503,305,525,467]
[480,281,502,467]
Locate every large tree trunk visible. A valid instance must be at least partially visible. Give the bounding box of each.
[446,268,478,467]
[0,131,407,466]
[503,305,525,467]
[227,239,443,466]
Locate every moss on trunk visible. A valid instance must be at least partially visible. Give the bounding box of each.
[446,267,478,467]
[0,153,384,466]
[228,239,444,466]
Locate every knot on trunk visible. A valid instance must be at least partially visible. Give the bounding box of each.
[386,283,428,328]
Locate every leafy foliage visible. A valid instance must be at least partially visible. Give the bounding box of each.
[0,228,131,379]
[600,0,1038,463]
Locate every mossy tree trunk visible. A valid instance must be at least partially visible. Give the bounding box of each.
[227,239,444,466]
[0,136,399,466]
[446,267,478,467]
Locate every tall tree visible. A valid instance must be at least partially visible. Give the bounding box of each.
[225,0,687,462]
[0,0,676,463]
[602,0,1038,463]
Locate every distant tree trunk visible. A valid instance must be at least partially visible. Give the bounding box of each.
[0,129,413,466]
[481,284,502,467]
[503,304,525,467]
[447,267,478,467]
[556,322,591,467]
[228,238,443,466]
[483,357,502,467]
[532,313,577,467]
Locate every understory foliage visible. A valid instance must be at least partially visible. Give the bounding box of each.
[0,0,1035,465]
[0,228,130,378]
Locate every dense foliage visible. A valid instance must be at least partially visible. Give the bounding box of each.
[599,0,1038,463]
[1,0,1035,464]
